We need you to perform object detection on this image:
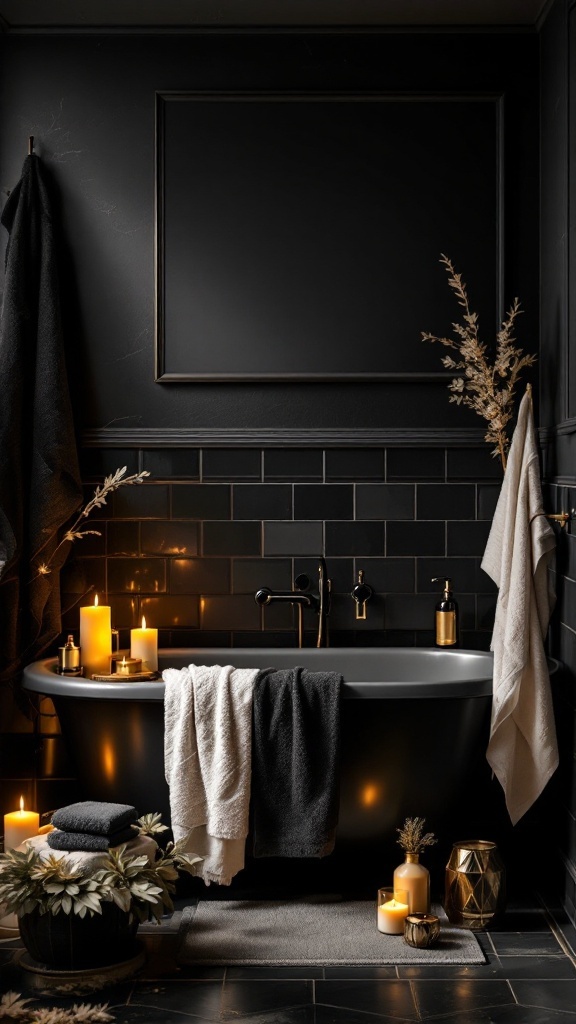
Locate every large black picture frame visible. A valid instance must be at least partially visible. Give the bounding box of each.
[155,91,502,382]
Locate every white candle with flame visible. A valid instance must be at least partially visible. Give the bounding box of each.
[130,616,158,671]
[4,797,39,851]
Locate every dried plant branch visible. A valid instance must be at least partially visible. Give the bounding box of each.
[0,991,114,1022]
[29,466,150,583]
[396,816,437,855]
[422,254,537,471]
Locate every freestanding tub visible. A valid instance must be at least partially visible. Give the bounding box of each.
[23,647,540,892]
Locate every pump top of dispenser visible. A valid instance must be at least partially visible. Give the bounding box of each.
[431,577,453,597]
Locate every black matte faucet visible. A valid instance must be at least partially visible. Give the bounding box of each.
[255,557,331,648]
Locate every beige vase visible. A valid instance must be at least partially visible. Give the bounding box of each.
[393,852,430,914]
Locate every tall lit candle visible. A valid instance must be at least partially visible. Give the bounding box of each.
[4,797,39,851]
[80,594,112,678]
[130,616,158,671]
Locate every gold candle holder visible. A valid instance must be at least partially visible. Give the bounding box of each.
[116,656,143,676]
[404,913,440,948]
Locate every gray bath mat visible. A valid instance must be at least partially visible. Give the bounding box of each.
[177,898,486,966]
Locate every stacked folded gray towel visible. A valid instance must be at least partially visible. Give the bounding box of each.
[47,800,138,852]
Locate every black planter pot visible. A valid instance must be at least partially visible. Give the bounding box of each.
[19,903,139,970]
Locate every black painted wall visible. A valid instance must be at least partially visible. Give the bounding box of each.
[0,27,542,864]
[0,31,539,433]
[540,0,576,929]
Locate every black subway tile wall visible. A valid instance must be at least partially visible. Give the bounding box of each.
[416,483,476,520]
[170,557,231,595]
[264,520,324,556]
[355,484,414,520]
[112,482,169,519]
[54,444,501,654]
[294,485,353,521]
[387,447,445,480]
[264,449,323,480]
[202,449,261,480]
[171,484,231,519]
[142,448,200,480]
[234,484,293,520]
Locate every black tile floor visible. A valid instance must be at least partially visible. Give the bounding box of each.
[2,895,576,1023]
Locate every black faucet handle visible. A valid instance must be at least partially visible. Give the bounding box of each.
[294,573,311,591]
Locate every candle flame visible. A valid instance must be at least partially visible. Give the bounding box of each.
[19,796,24,812]
[122,656,126,666]
[141,616,146,629]
[94,594,99,607]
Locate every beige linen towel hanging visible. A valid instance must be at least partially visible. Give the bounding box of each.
[481,388,558,826]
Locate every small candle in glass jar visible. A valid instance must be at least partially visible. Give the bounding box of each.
[377,888,410,934]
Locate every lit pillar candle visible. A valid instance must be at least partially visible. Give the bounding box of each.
[80,594,112,678]
[4,797,39,851]
[130,616,158,671]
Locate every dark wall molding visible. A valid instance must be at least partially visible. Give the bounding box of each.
[540,416,576,440]
[0,26,540,37]
[81,426,488,448]
[540,418,576,485]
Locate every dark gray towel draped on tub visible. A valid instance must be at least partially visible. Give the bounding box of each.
[0,153,82,689]
[251,666,342,858]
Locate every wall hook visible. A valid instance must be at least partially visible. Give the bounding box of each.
[28,136,34,155]
[535,509,575,528]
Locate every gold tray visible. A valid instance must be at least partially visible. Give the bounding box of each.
[90,671,161,682]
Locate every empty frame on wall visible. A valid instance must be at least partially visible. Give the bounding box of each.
[155,91,501,382]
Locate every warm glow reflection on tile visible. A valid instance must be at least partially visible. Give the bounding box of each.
[101,739,116,782]
[359,782,382,808]
[130,712,144,757]
[42,738,56,777]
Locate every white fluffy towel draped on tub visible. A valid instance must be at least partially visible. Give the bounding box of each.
[481,388,558,826]
[163,663,258,886]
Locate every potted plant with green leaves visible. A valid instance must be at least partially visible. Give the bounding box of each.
[0,813,202,970]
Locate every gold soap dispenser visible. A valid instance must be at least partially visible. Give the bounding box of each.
[431,577,459,648]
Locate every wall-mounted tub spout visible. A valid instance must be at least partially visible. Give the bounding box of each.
[255,557,331,648]
[352,570,373,620]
